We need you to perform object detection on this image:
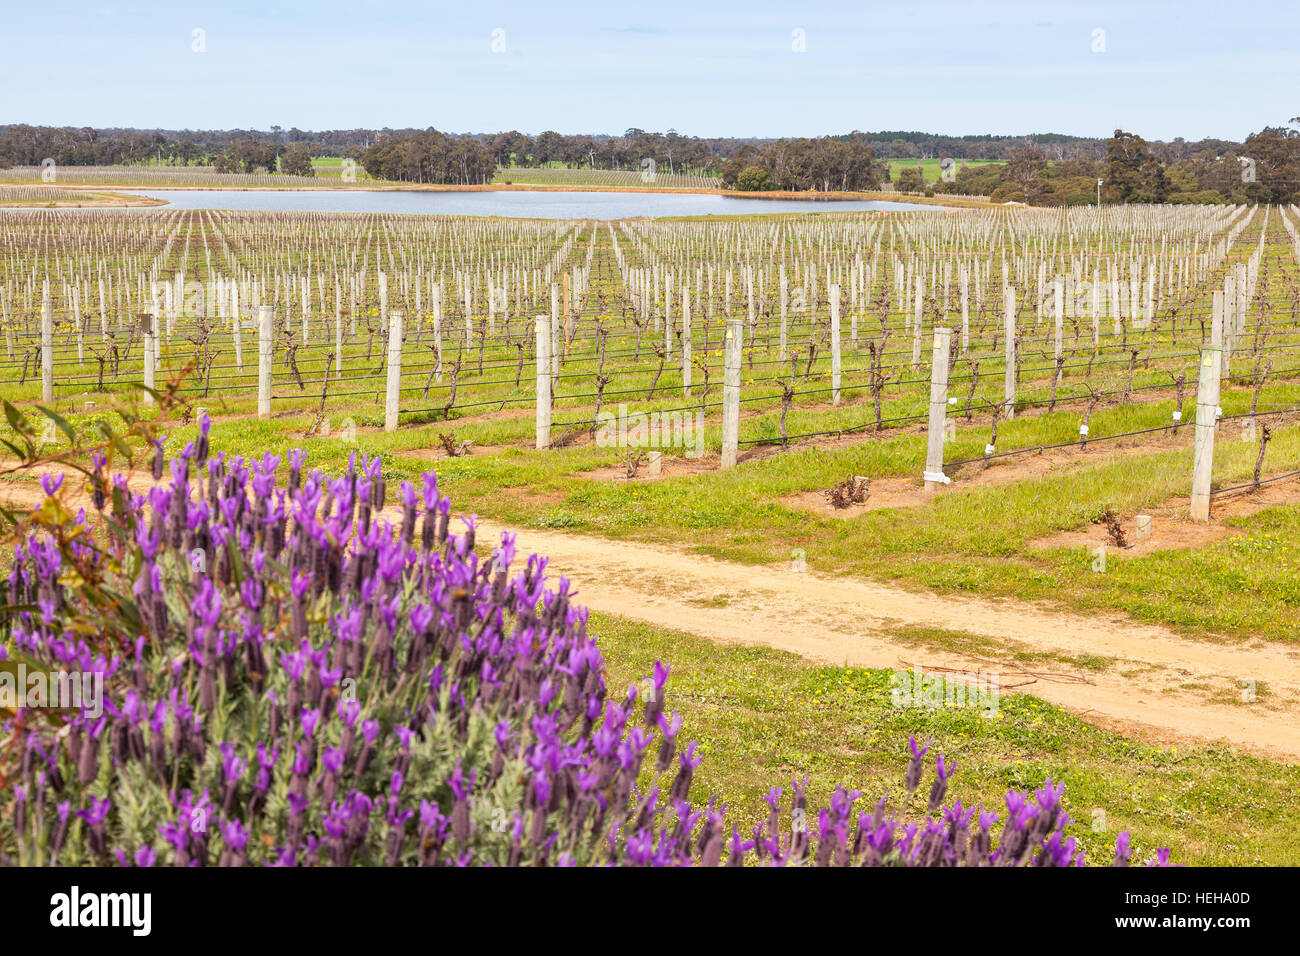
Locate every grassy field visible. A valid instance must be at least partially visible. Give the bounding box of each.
[492,165,721,189]
[310,156,375,181]
[888,158,1003,182]
[83,370,1295,645]
[595,613,1300,865]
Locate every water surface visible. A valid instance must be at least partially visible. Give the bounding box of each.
[123,188,946,219]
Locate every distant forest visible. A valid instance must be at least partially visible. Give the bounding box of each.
[1,123,1297,203]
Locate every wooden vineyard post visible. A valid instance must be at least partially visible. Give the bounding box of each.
[779,266,788,363]
[384,311,403,433]
[257,305,273,420]
[1003,286,1016,420]
[535,314,551,450]
[924,327,952,492]
[664,280,673,361]
[334,285,343,379]
[433,283,443,380]
[1090,269,1100,346]
[41,286,54,404]
[232,282,243,370]
[142,307,157,405]
[665,273,673,360]
[1223,272,1235,361]
[301,276,310,343]
[830,283,841,406]
[564,273,575,353]
[464,282,473,343]
[746,266,756,347]
[1212,290,1228,379]
[73,286,83,365]
[912,275,923,368]
[681,286,692,397]
[1053,277,1064,359]
[721,318,742,469]
[549,284,560,380]
[960,270,970,352]
[1190,346,1222,522]
[98,277,108,344]
[850,272,858,348]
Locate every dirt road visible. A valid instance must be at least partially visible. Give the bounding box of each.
[4,470,1297,760]
[477,518,1300,761]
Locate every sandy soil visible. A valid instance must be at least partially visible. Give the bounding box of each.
[4,463,1298,761]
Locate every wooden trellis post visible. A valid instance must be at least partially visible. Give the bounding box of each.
[535,314,551,450]
[257,305,273,419]
[334,285,343,379]
[924,327,952,491]
[384,311,403,433]
[830,283,841,406]
[1190,346,1222,522]
[1004,286,1016,420]
[779,266,788,363]
[912,274,923,367]
[682,286,692,397]
[721,318,742,469]
[1053,277,1064,359]
[232,281,243,370]
[40,286,53,404]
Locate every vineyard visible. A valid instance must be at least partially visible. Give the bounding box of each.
[0,165,340,189]
[4,201,1300,865]
[2,203,1295,502]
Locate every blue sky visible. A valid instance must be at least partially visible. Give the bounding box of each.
[2,1,1296,140]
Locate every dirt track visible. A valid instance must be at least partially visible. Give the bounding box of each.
[4,470,1298,761]
[477,518,1300,762]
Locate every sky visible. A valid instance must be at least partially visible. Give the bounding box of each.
[2,1,1297,141]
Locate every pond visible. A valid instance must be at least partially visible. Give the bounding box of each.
[121,189,947,219]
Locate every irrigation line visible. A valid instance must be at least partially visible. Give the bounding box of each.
[1212,470,1300,497]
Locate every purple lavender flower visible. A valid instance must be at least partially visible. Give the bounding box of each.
[1,444,1176,870]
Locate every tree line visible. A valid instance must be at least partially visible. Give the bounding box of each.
[359,131,495,185]
[0,124,1236,176]
[360,129,888,190]
[4,121,1299,203]
[0,125,319,177]
[717,136,888,191]
[920,122,1300,205]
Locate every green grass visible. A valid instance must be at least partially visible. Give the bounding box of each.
[309,157,373,181]
[888,158,1003,183]
[24,356,1296,643]
[491,165,721,189]
[8,210,1298,647]
[593,611,1300,865]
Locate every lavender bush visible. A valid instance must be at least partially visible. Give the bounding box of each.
[0,421,1171,866]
